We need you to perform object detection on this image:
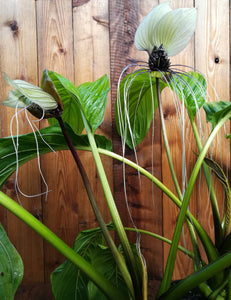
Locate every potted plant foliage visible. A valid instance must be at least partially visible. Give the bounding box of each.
[0,1,231,299]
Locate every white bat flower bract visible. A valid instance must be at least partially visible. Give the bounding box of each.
[135,1,197,58]
[3,73,58,111]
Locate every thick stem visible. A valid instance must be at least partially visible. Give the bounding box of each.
[82,117,143,300]
[0,191,127,300]
[56,117,134,298]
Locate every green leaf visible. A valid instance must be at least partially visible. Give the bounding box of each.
[43,71,85,134]
[171,71,206,120]
[77,75,110,133]
[44,71,110,134]
[115,72,163,149]
[51,225,129,300]
[204,157,231,238]
[203,101,231,128]
[0,124,112,188]
[0,223,23,299]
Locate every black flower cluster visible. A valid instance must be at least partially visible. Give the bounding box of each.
[148,44,171,72]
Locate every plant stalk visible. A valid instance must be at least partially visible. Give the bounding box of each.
[82,116,143,299]
[99,148,217,261]
[157,109,231,297]
[156,78,203,278]
[56,116,134,298]
[190,116,223,247]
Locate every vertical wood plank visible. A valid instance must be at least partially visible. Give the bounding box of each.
[109,0,163,294]
[73,0,112,233]
[194,0,230,264]
[36,0,77,282]
[0,0,45,284]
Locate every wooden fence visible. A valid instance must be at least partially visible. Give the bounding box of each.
[0,0,229,299]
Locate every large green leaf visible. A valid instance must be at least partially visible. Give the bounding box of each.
[115,72,164,149]
[77,75,110,133]
[43,71,85,134]
[0,223,23,299]
[0,124,111,189]
[51,225,129,300]
[44,71,110,134]
[203,101,231,128]
[170,71,207,120]
[115,71,205,149]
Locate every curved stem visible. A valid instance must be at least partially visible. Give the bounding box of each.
[124,227,193,258]
[98,148,216,258]
[158,110,231,297]
[0,191,128,300]
[82,117,142,299]
[56,117,134,298]
[159,251,231,300]
[190,116,223,247]
[156,78,182,198]
[156,78,204,274]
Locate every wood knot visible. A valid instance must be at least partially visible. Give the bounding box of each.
[6,20,19,37]
[58,48,66,55]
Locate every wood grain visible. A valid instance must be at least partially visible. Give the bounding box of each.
[0,0,45,284]
[36,0,78,281]
[194,0,230,263]
[73,0,112,233]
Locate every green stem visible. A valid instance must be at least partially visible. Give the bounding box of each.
[99,148,216,260]
[0,191,127,300]
[156,78,204,274]
[124,227,193,258]
[190,116,223,247]
[56,117,134,298]
[157,110,231,297]
[156,78,182,198]
[82,118,142,299]
[158,252,231,300]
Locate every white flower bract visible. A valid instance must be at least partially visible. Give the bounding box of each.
[135,1,197,57]
[2,73,58,111]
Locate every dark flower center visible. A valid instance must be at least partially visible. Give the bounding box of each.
[148,44,171,72]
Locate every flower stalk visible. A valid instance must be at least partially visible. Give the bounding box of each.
[82,115,143,299]
[157,108,231,297]
[56,116,135,298]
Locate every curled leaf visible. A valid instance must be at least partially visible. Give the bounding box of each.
[204,157,231,237]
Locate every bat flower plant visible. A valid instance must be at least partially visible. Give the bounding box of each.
[0,1,231,300]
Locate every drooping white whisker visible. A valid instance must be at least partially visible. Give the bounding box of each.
[117,65,151,229]
[116,63,146,141]
[167,73,188,196]
[171,64,220,102]
[31,116,58,156]
[24,109,50,201]
[10,102,24,205]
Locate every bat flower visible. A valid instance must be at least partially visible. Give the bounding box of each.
[134,1,197,72]
[116,1,208,152]
[2,71,63,119]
